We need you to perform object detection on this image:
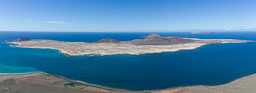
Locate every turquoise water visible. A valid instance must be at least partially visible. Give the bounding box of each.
[0,64,38,73]
[0,31,256,90]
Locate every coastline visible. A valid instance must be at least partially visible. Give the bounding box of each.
[152,73,256,93]
[0,72,131,93]
[45,73,129,92]
[0,72,127,91]
[10,43,206,57]
[7,38,251,56]
[1,72,256,93]
[2,35,254,93]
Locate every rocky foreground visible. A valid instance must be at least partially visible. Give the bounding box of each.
[8,34,251,56]
[152,74,256,93]
[0,73,129,93]
[1,73,256,93]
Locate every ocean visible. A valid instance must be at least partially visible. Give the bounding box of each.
[0,31,256,90]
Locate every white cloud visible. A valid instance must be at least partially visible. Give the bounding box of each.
[44,21,68,24]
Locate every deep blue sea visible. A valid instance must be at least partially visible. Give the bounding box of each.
[0,31,256,90]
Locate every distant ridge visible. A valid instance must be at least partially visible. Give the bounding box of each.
[129,34,195,45]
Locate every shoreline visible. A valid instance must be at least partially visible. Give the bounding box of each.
[10,43,206,57]
[0,71,40,75]
[7,38,251,56]
[1,71,256,93]
[2,35,254,93]
[45,73,129,92]
[9,42,206,56]
[152,73,256,93]
[0,72,128,92]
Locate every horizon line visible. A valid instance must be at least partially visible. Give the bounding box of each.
[1,30,256,33]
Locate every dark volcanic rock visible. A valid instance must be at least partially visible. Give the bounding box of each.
[97,39,119,43]
[130,34,195,45]
[13,37,32,42]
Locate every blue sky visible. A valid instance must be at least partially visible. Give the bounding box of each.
[0,0,256,32]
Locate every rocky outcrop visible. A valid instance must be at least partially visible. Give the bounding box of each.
[130,34,195,45]
[97,39,119,43]
[13,37,31,42]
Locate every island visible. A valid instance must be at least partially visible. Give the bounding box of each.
[7,34,251,56]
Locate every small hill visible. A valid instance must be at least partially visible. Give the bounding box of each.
[13,37,32,42]
[97,39,119,43]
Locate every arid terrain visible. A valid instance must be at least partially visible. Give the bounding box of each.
[1,73,256,93]
[0,73,129,93]
[152,74,256,93]
[8,34,251,56]
[3,34,254,93]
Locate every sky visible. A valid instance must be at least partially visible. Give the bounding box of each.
[0,0,256,32]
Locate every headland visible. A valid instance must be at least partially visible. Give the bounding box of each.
[0,72,129,93]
